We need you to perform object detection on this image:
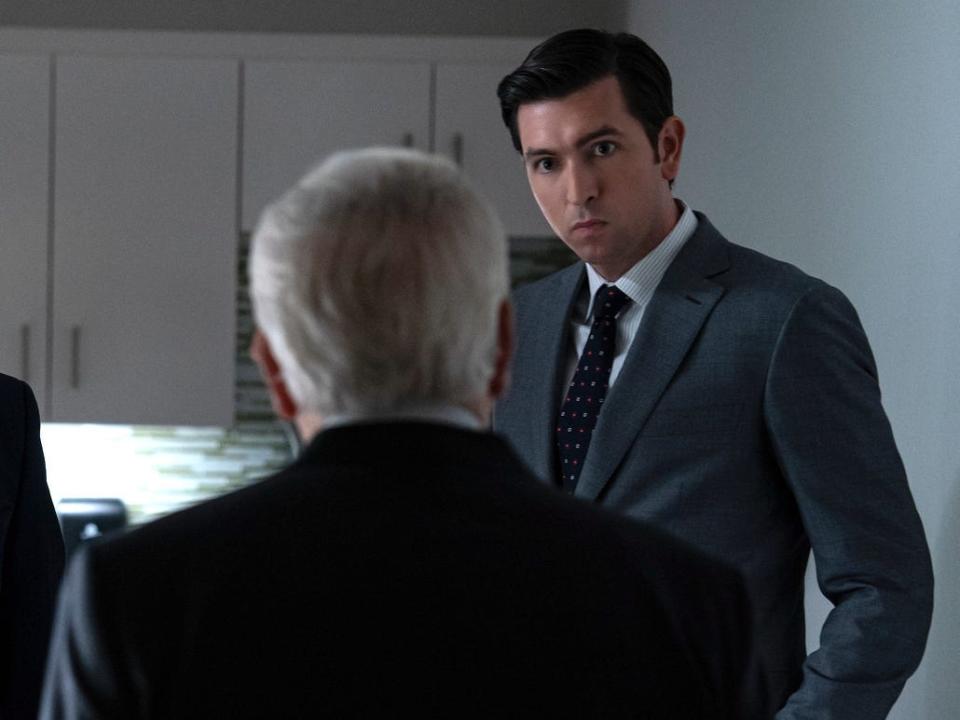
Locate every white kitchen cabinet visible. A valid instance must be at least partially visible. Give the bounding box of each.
[242,59,551,238]
[2,34,547,426]
[52,55,237,425]
[435,63,551,237]
[0,55,49,406]
[242,60,431,231]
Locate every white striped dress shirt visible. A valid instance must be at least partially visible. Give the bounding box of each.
[561,201,699,401]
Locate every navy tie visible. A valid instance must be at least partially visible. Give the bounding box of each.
[556,284,632,492]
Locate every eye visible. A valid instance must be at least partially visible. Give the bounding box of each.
[592,141,617,157]
[532,157,556,173]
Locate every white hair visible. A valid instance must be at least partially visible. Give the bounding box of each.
[250,147,509,417]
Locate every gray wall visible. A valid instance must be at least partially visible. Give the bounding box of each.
[628,2,960,718]
[0,0,626,37]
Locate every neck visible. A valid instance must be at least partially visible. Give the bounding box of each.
[294,413,325,444]
[593,197,681,281]
[299,400,488,440]
[463,396,493,428]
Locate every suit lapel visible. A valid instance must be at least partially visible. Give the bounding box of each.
[520,264,586,483]
[575,215,731,501]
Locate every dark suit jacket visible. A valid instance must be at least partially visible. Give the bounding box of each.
[0,374,65,719]
[494,213,934,719]
[42,422,755,719]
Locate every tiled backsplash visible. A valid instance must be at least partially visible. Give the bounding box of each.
[42,233,575,525]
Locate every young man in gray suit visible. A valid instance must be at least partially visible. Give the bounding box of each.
[493,28,933,719]
[42,148,757,718]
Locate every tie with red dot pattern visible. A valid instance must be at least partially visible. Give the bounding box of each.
[556,284,632,492]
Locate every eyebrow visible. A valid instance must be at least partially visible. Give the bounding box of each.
[523,126,624,159]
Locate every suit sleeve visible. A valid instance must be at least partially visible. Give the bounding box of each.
[764,284,933,720]
[0,380,65,719]
[40,544,141,719]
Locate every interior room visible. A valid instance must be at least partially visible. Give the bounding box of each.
[1,2,957,717]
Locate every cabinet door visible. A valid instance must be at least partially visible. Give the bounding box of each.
[0,55,49,408]
[435,63,552,238]
[53,56,237,425]
[242,60,431,231]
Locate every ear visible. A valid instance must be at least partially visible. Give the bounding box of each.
[488,299,515,400]
[657,116,685,183]
[249,329,299,421]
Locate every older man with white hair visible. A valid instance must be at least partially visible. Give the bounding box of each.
[41,148,758,719]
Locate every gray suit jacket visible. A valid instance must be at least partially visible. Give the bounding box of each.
[494,213,933,719]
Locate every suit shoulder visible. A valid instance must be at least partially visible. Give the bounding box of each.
[508,263,583,338]
[724,239,826,294]
[519,482,720,580]
[0,372,27,408]
[0,374,36,458]
[91,466,298,570]
[712,238,857,324]
[512,262,582,303]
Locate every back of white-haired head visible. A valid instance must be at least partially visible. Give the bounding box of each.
[250,147,509,417]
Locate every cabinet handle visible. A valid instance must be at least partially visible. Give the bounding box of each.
[402,132,414,148]
[71,326,81,389]
[452,133,464,167]
[20,324,30,384]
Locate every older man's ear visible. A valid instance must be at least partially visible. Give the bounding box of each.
[489,299,515,401]
[250,329,298,421]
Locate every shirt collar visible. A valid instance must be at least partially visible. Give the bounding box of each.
[584,200,698,318]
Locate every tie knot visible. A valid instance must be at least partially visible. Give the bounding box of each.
[593,285,631,321]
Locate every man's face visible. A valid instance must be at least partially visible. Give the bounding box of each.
[516,75,680,281]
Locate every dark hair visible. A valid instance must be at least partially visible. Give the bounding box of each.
[497,28,673,155]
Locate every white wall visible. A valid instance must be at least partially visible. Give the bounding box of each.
[628,2,960,718]
[0,0,626,37]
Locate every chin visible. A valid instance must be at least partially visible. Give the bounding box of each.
[565,241,605,265]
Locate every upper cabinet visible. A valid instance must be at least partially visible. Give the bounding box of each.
[242,58,550,237]
[242,60,431,231]
[0,32,547,425]
[0,55,49,405]
[51,56,238,425]
[434,63,551,237]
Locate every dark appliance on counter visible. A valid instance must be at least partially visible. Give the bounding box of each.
[56,498,128,561]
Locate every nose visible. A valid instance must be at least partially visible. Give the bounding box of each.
[565,160,599,207]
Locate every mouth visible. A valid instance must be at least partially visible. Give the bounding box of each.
[571,219,607,233]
